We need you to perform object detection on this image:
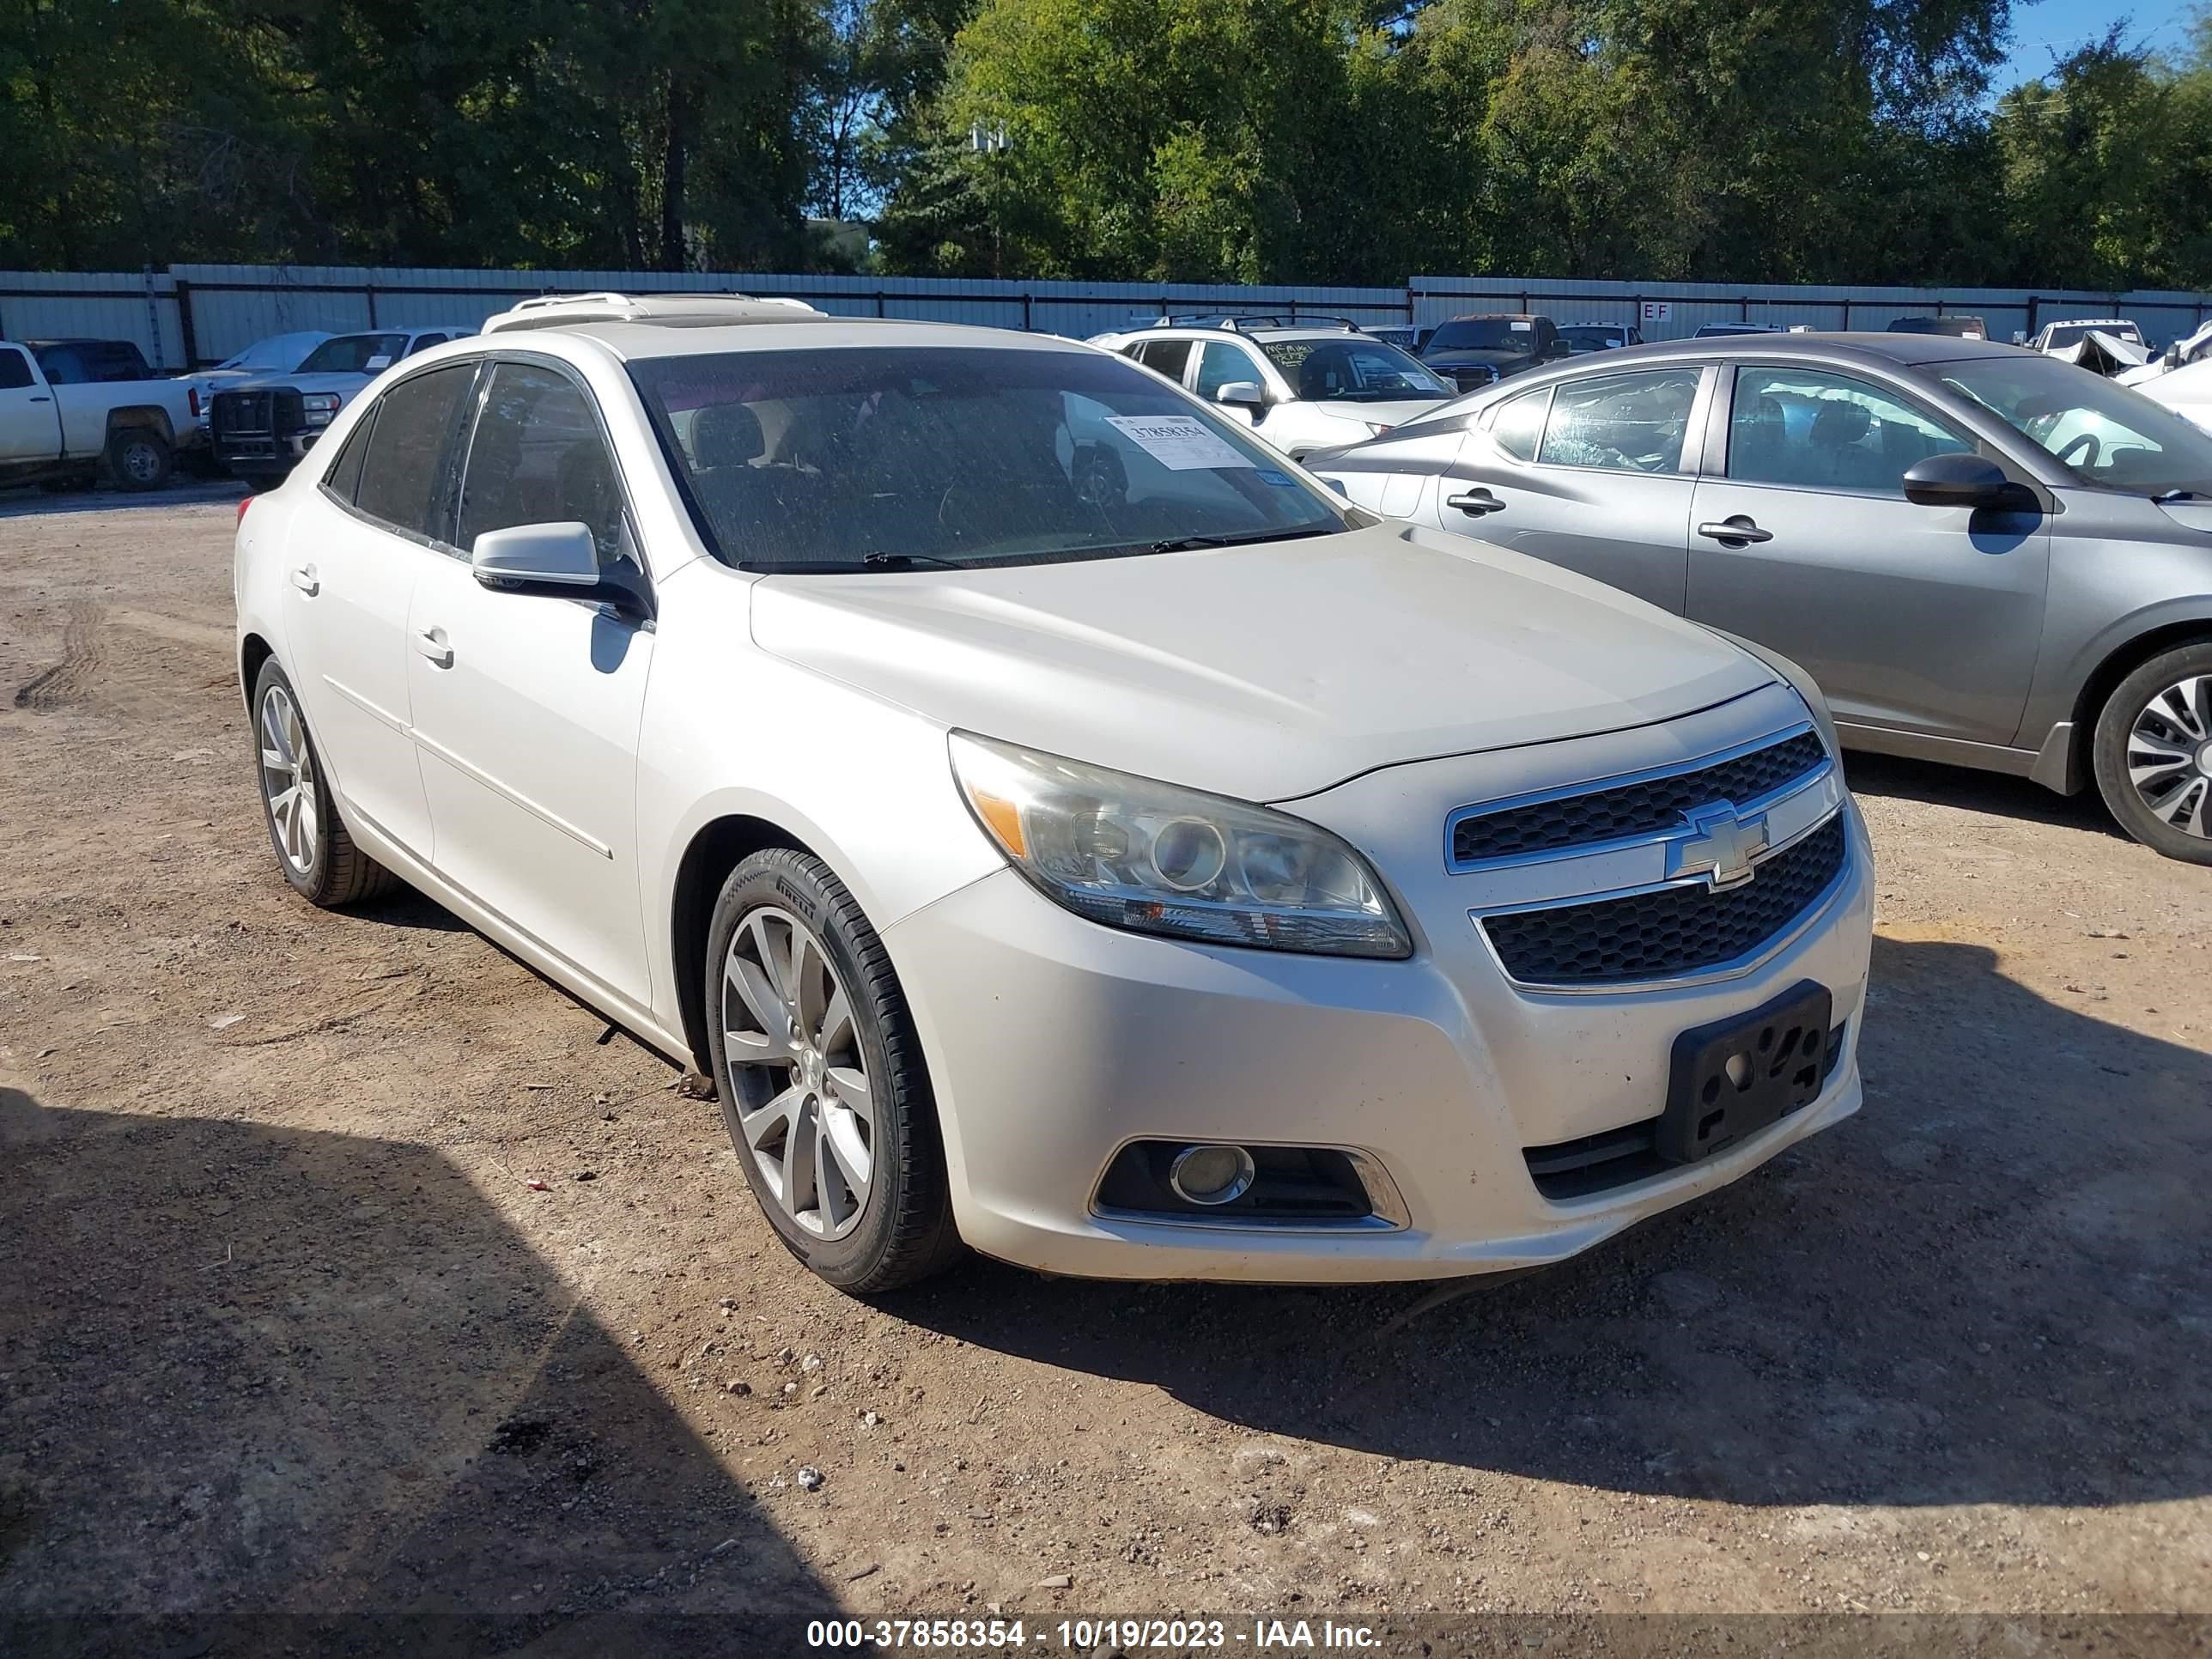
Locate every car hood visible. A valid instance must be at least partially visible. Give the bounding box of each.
[1302,398,1459,430]
[221,371,371,397]
[749,523,1776,802]
[1424,346,1535,368]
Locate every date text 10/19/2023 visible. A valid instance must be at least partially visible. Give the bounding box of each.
[805,1619,1382,1651]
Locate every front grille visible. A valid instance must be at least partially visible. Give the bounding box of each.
[1483,815,1848,987]
[212,388,306,445]
[213,390,272,438]
[1452,729,1827,866]
[1523,1019,1849,1200]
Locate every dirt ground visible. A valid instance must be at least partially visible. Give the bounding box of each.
[2,484,2209,1655]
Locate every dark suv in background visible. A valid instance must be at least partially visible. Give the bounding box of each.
[1419,313,1570,390]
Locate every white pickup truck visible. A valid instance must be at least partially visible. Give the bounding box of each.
[0,338,204,491]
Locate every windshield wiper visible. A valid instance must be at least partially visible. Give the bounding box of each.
[2153,489,2211,503]
[1149,526,1338,555]
[860,551,964,570]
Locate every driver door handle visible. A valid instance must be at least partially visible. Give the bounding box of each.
[416,626,453,668]
[1446,489,1506,516]
[289,564,319,595]
[1698,517,1772,544]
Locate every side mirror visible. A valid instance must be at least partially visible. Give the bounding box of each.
[1901,453,2016,509]
[1541,338,1573,359]
[1215,380,1268,416]
[471,520,600,587]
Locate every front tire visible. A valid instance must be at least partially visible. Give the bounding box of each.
[2092,641,2212,865]
[704,849,961,1293]
[106,428,173,491]
[251,659,398,905]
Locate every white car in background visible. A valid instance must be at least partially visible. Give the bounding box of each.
[2136,357,2212,433]
[234,291,1871,1294]
[1091,316,1461,458]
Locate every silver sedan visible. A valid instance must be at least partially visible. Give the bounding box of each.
[1307,332,2212,864]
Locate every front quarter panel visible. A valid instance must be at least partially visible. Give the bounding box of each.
[634,559,1006,1051]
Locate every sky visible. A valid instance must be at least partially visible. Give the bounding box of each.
[1995,0,2201,88]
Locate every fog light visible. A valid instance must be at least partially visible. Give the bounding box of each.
[1168,1143,1255,1206]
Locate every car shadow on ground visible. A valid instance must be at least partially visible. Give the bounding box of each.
[894,936,2212,1511]
[0,479,244,520]
[0,1091,827,1657]
[1841,750,2127,841]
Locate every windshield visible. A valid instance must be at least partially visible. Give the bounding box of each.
[1560,326,1620,352]
[1425,319,1539,352]
[1940,356,2212,495]
[297,333,407,374]
[629,346,1352,572]
[2044,323,2142,351]
[1257,338,1452,401]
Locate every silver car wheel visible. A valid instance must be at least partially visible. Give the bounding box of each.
[118,438,163,484]
[2125,673,2212,841]
[720,905,875,1241]
[258,684,320,875]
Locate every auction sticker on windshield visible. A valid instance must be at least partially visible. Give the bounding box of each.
[1105,415,1255,471]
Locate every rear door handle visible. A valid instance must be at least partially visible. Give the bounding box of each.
[416,626,453,668]
[1446,489,1506,516]
[289,564,319,595]
[1698,517,1772,544]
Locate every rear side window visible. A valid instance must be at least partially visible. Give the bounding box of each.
[1539,368,1702,474]
[0,348,32,391]
[406,333,447,356]
[1136,339,1194,382]
[353,364,477,540]
[457,362,626,566]
[321,404,378,502]
[32,346,90,385]
[1488,386,1551,461]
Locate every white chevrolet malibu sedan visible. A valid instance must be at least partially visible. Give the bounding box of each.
[234,292,1874,1293]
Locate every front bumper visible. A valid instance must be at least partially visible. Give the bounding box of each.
[888,693,1871,1283]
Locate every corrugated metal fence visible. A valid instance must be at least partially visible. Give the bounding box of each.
[4,263,2209,369]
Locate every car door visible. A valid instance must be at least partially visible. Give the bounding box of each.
[285,363,477,858]
[1426,367,1708,612]
[0,344,62,461]
[1686,362,2050,744]
[405,356,655,1007]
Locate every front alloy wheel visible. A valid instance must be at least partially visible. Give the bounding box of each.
[2093,643,2212,866]
[704,848,960,1291]
[721,905,876,1240]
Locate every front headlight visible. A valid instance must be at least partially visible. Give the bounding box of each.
[301,392,342,426]
[949,732,1412,959]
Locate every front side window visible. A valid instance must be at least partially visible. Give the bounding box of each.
[629,345,1350,572]
[407,333,448,356]
[1258,339,1452,404]
[1727,367,1971,495]
[351,364,477,540]
[458,362,626,565]
[1538,368,1702,474]
[1488,386,1551,461]
[298,334,409,375]
[1194,342,1265,401]
[1938,355,2212,495]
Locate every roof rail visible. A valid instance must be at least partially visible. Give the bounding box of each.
[1143,313,1364,335]
[482,291,823,333]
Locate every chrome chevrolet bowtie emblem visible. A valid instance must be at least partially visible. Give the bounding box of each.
[1669,804,1769,890]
